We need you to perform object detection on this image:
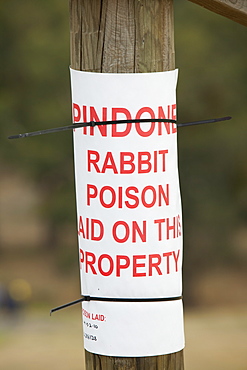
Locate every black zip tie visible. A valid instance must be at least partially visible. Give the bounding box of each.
[50,295,183,315]
[8,116,231,140]
[8,118,175,139]
[177,115,231,128]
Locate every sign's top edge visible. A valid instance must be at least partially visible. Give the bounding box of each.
[69,66,179,76]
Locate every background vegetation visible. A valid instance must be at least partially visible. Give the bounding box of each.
[1,1,247,369]
[1,0,247,308]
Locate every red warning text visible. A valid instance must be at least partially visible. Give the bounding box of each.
[79,249,181,277]
[72,104,177,137]
[87,149,169,174]
[86,184,169,209]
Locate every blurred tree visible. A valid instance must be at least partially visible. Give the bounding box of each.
[0,0,77,252]
[174,2,247,304]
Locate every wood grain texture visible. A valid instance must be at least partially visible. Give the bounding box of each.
[69,1,183,368]
[85,350,184,369]
[188,0,247,27]
[69,0,175,72]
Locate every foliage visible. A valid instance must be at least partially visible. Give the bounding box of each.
[1,0,76,247]
[174,2,247,302]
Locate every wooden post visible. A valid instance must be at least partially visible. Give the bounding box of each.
[188,0,247,27]
[69,0,184,368]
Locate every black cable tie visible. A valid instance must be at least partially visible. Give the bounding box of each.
[8,116,231,140]
[50,295,183,315]
[8,118,175,139]
[177,116,231,128]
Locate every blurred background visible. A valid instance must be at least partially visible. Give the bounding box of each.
[0,1,246,369]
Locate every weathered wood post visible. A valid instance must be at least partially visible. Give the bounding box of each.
[69,0,184,368]
[188,0,247,27]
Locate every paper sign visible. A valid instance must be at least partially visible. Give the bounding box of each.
[70,68,184,356]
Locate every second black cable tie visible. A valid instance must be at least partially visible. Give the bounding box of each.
[50,294,183,315]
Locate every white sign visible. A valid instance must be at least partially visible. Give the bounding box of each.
[70,68,184,357]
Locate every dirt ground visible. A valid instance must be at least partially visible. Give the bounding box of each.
[0,305,246,370]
